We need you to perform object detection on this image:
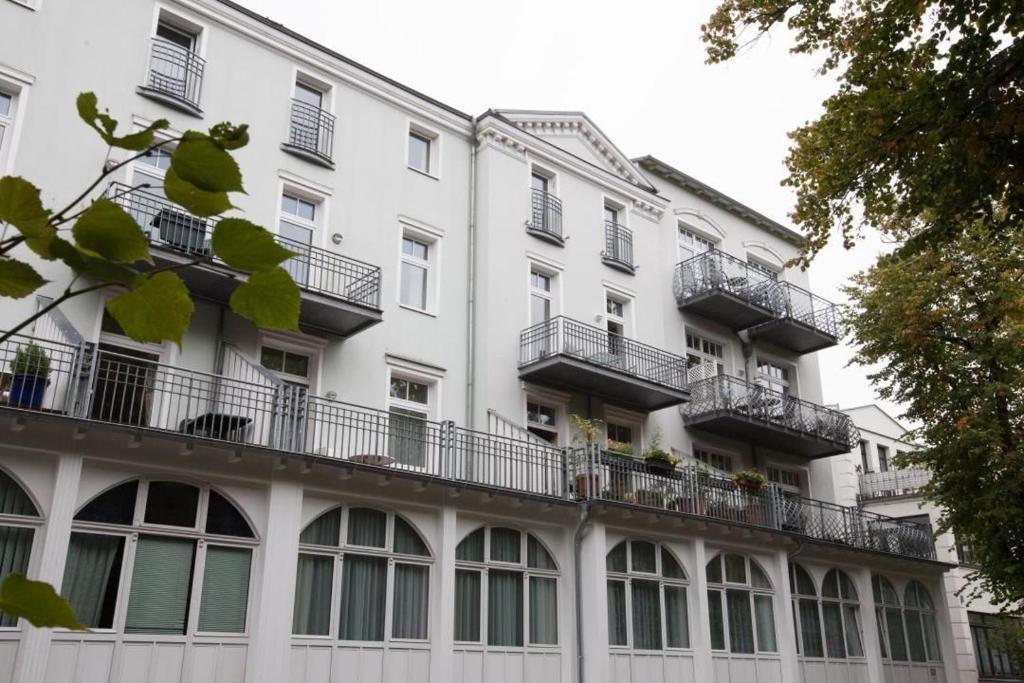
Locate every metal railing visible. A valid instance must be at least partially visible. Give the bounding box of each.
[681,375,860,450]
[144,38,205,110]
[0,332,935,561]
[287,99,335,162]
[673,250,777,309]
[529,189,563,242]
[571,448,936,560]
[519,316,688,391]
[769,281,840,338]
[602,221,634,270]
[107,183,382,310]
[859,468,932,501]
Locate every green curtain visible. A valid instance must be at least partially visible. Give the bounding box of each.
[885,607,909,661]
[607,580,628,646]
[125,535,196,634]
[347,508,387,548]
[454,569,481,641]
[664,585,689,648]
[487,569,523,646]
[754,594,777,652]
[394,517,429,556]
[198,546,251,633]
[708,589,725,650]
[843,605,865,657]
[387,408,427,467]
[529,576,558,645]
[0,472,37,516]
[0,526,34,626]
[300,508,341,546]
[726,589,754,653]
[527,535,556,570]
[905,611,928,662]
[799,598,824,657]
[338,554,387,640]
[456,529,484,562]
[489,528,521,563]
[922,613,941,661]
[62,532,123,629]
[821,601,846,658]
[392,563,428,639]
[631,579,662,650]
[293,553,333,635]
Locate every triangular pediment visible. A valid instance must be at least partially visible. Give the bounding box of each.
[495,110,652,189]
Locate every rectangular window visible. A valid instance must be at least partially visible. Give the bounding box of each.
[124,535,196,634]
[198,545,252,633]
[631,580,663,650]
[408,131,432,173]
[605,293,629,353]
[664,585,690,648]
[338,554,388,641]
[61,532,125,630]
[757,358,791,395]
[767,466,801,491]
[530,269,553,325]
[391,563,429,639]
[279,192,319,287]
[607,580,628,646]
[678,226,716,261]
[293,553,333,635]
[455,569,482,641]
[529,576,558,645]
[488,569,524,646]
[400,235,431,311]
[726,589,755,653]
[694,447,733,472]
[0,91,13,167]
[387,375,431,468]
[877,445,890,472]
[527,400,558,444]
[708,589,726,650]
[860,440,871,472]
[260,345,311,381]
[606,422,634,454]
[970,612,1023,679]
[686,331,725,378]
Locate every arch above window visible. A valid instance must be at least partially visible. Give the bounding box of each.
[790,563,817,596]
[904,581,935,610]
[706,553,776,654]
[873,575,901,606]
[0,469,39,517]
[606,539,690,651]
[822,569,858,601]
[298,505,431,557]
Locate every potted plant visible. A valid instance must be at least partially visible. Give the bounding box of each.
[569,414,604,499]
[8,342,51,409]
[606,439,633,456]
[643,430,677,473]
[731,468,766,494]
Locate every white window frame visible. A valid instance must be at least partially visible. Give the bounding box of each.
[693,446,734,474]
[685,329,728,379]
[397,220,443,315]
[150,5,207,58]
[756,356,795,396]
[706,552,778,655]
[525,398,561,445]
[384,358,442,423]
[407,120,440,179]
[0,67,32,175]
[523,384,569,446]
[603,287,634,340]
[677,223,717,262]
[766,464,803,494]
[257,330,325,393]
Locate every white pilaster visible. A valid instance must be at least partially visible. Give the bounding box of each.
[14,451,83,683]
[854,567,886,683]
[578,517,608,683]
[773,549,800,682]
[690,537,714,681]
[428,502,456,682]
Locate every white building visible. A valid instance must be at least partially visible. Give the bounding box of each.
[0,1,967,682]
[832,405,1022,683]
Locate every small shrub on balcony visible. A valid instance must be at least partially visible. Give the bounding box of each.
[731,468,766,493]
[10,342,50,378]
[606,439,634,456]
[643,430,678,472]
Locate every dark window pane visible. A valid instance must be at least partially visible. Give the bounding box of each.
[724,554,746,584]
[488,569,523,646]
[708,589,725,650]
[205,491,254,538]
[292,553,333,635]
[490,528,521,563]
[338,554,387,641]
[394,517,429,556]
[391,563,429,639]
[661,548,686,579]
[527,535,556,569]
[665,585,690,648]
[608,580,628,645]
[607,542,627,572]
[456,528,484,562]
[144,481,199,527]
[347,508,387,548]
[706,555,723,584]
[454,569,481,641]
[0,471,38,516]
[630,541,656,573]
[799,599,824,657]
[62,532,124,629]
[727,589,755,653]
[300,508,341,546]
[75,481,138,525]
[631,580,663,650]
[124,535,196,634]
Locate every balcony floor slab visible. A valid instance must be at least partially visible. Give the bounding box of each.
[748,317,839,354]
[683,409,853,458]
[677,290,777,330]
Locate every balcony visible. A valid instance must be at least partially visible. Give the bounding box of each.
[519,316,689,411]
[0,332,936,563]
[572,449,936,561]
[108,184,382,337]
[859,468,931,502]
[137,38,205,116]
[674,251,778,330]
[527,189,564,245]
[681,375,860,458]
[281,99,336,167]
[601,221,635,274]
[748,282,840,353]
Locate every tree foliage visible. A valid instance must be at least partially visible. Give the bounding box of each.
[702,0,1024,266]
[0,92,300,346]
[844,217,1024,606]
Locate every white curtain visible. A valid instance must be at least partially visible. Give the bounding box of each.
[392,563,428,639]
[529,576,558,644]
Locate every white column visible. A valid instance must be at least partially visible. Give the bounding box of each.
[690,537,714,681]
[578,518,608,683]
[934,573,975,683]
[429,503,456,682]
[853,567,886,683]
[773,549,800,683]
[245,478,303,683]
[14,451,83,683]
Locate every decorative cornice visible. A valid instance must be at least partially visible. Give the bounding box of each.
[508,117,646,187]
[476,127,527,157]
[631,198,664,222]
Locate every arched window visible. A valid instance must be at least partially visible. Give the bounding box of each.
[62,479,255,634]
[873,575,908,661]
[453,526,558,647]
[821,569,864,658]
[0,469,41,627]
[790,563,823,657]
[706,553,776,654]
[606,540,690,650]
[904,581,941,662]
[292,506,431,642]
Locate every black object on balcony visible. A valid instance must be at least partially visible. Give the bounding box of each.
[601,221,635,274]
[674,251,777,330]
[747,281,841,353]
[282,99,336,166]
[681,375,860,458]
[137,38,205,116]
[519,316,689,411]
[107,183,382,337]
[528,189,564,245]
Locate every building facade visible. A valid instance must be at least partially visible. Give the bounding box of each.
[0,0,963,682]
[833,405,1022,683]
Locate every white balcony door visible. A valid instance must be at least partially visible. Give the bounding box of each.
[279,193,318,288]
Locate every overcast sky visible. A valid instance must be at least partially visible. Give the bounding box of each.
[240,0,906,422]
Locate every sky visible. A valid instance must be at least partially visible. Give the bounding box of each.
[239,0,906,422]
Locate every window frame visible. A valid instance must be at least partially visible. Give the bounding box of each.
[685,329,727,378]
[677,224,717,262]
[693,446,734,473]
[0,467,43,631]
[705,553,778,655]
[397,222,442,315]
[606,539,691,652]
[789,564,866,661]
[406,120,440,178]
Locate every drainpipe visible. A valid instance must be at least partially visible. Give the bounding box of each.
[573,500,592,683]
[465,118,479,427]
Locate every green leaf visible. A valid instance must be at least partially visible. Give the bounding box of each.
[209,122,250,150]
[76,93,169,151]
[171,134,244,193]
[72,199,152,264]
[107,271,194,345]
[212,219,294,272]
[0,259,47,298]
[229,267,300,330]
[163,167,232,218]
[50,237,140,287]
[0,573,87,630]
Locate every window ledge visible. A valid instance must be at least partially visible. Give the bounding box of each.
[398,304,438,318]
[281,143,334,169]
[407,166,439,181]
[601,256,636,275]
[136,86,203,118]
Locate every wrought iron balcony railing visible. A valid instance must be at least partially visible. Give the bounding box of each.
[572,448,936,561]
[602,221,635,273]
[107,183,381,310]
[0,332,936,562]
[674,250,777,310]
[528,189,564,244]
[767,281,840,339]
[141,38,205,112]
[682,375,860,452]
[285,99,336,164]
[859,468,931,501]
[519,316,688,392]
